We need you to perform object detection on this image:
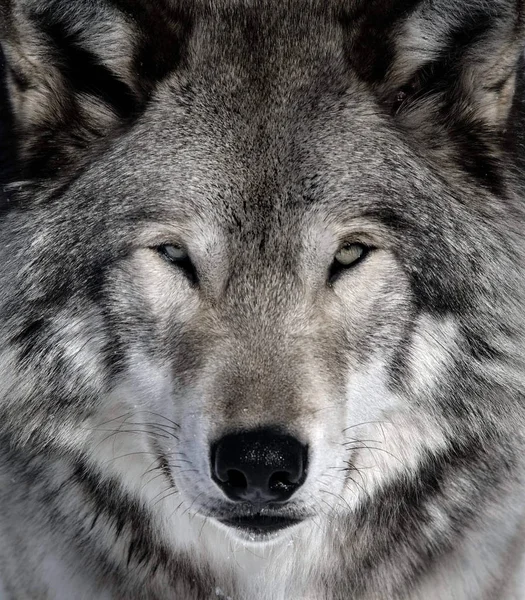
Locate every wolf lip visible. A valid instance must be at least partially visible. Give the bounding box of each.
[219,514,302,534]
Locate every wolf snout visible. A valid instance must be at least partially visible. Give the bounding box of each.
[211,428,308,503]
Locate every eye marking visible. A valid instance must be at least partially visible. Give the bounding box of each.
[329,243,371,283]
[155,244,199,285]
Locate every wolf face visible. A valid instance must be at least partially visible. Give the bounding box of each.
[1,1,525,599]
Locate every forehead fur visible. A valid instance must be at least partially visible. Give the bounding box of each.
[1,0,523,182]
[0,0,524,320]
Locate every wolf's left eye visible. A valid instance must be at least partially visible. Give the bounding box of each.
[156,244,199,285]
[329,243,370,282]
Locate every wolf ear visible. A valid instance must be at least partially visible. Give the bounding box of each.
[0,0,191,181]
[345,0,525,190]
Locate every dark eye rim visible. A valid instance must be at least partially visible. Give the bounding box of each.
[155,244,199,286]
[328,243,372,284]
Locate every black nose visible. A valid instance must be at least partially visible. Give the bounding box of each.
[211,428,308,503]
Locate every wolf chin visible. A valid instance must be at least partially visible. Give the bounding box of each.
[1,1,525,598]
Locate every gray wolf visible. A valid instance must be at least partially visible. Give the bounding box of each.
[1,1,525,598]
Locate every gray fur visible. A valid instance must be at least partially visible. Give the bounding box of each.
[1,1,525,598]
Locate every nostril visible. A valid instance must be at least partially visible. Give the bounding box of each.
[269,471,295,492]
[226,469,248,491]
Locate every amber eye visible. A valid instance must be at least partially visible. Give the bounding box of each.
[329,243,370,283]
[156,244,198,285]
[334,243,366,266]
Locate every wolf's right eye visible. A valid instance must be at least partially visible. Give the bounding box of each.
[328,243,370,284]
[156,244,199,285]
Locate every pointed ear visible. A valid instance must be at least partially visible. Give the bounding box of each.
[0,0,192,181]
[344,0,525,191]
[390,1,524,127]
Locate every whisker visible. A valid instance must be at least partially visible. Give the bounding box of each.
[95,428,171,441]
[136,410,181,429]
[351,445,405,466]
[320,489,353,512]
[84,412,134,430]
[152,487,181,508]
[342,419,391,433]
[101,450,157,465]
[343,438,383,445]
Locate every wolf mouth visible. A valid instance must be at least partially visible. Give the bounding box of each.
[218,514,303,535]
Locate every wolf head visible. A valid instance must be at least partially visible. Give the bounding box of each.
[1,0,525,583]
